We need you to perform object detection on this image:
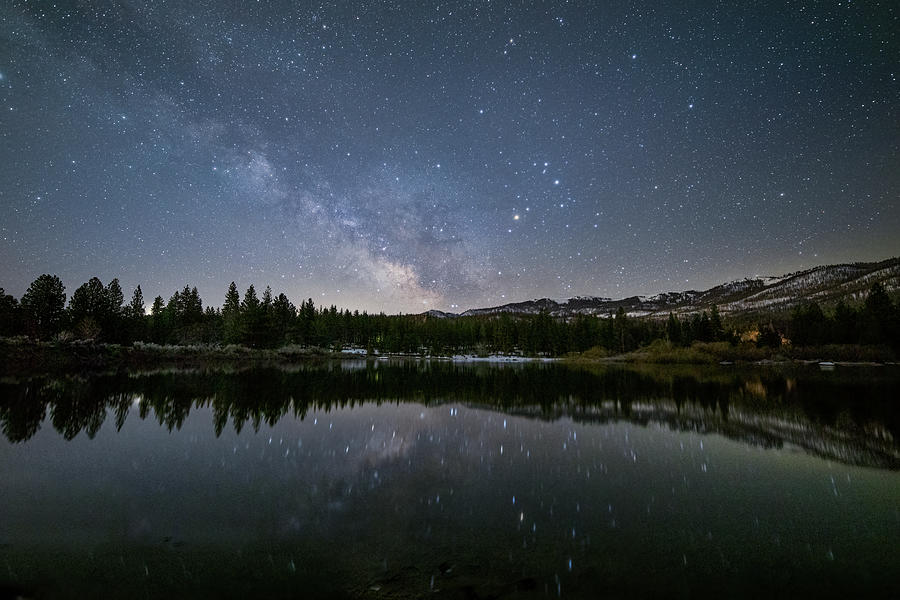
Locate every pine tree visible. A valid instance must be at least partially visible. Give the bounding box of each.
[790,301,826,346]
[21,274,66,339]
[174,285,203,326]
[149,295,166,343]
[222,282,241,344]
[613,307,630,353]
[69,277,107,339]
[106,279,124,316]
[260,286,276,346]
[862,282,897,346]
[696,311,712,342]
[128,285,145,317]
[126,285,146,342]
[757,322,782,349]
[709,305,724,341]
[666,312,682,345]
[223,282,240,314]
[188,286,203,323]
[241,285,260,312]
[832,300,857,344]
[151,296,165,316]
[240,285,263,347]
[272,292,296,344]
[298,298,316,345]
[104,278,125,341]
[0,288,20,336]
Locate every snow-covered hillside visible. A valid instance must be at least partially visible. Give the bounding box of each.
[432,257,900,319]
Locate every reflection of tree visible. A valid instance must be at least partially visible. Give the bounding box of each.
[0,381,47,442]
[1,363,898,467]
[51,381,105,440]
[46,376,137,440]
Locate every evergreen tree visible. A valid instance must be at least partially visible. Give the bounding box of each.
[613,307,630,353]
[832,300,857,344]
[201,305,223,343]
[156,285,203,344]
[162,290,183,341]
[757,322,782,349]
[240,285,265,347]
[696,311,712,342]
[177,285,203,326]
[790,302,826,346]
[298,298,316,345]
[127,285,145,317]
[0,288,20,337]
[151,296,165,316]
[259,286,277,346]
[709,305,724,341]
[104,278,125,341]
[126,285,146,342]
[569,314,596,353]
[149,295,166,343]
[241,285,260,312]
[187,286,203,323]
[106,279,124,315]
[69,277,107,339]
[666,312,682,345]
[272,292,296,345]
[20,274,66,339]
[222,282,241,344]
[861,282,896,346]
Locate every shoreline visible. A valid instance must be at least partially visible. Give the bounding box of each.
[1,337,896,377]
[563,339,897,366]
[569,354,895,367]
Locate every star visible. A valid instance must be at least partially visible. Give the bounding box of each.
[0,1,894,313]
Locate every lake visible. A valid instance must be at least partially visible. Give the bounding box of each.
[1,361,898,598]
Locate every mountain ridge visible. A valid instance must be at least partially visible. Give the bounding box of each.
[426,257,900,319]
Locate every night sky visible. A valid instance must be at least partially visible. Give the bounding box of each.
[1,2,898,314]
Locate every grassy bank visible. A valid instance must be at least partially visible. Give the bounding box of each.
[566,339,897,365]
[2,337,896,376]
[0,338,341,376]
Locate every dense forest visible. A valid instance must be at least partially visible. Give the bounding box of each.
[0,275,898,356]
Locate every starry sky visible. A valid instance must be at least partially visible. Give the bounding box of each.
[1,1,898,314]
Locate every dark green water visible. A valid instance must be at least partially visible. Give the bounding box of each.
[1,361,898,599]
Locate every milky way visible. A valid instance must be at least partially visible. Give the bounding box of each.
[1,2,898,312]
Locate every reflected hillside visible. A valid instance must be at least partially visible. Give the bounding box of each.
[1,362,898,468]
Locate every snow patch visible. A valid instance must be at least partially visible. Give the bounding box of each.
[450,354,556,363]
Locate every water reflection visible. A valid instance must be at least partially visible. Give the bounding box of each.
[1,362,898,468]
[1,362,899,598]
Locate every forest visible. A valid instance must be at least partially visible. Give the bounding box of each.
[0,275,898,357]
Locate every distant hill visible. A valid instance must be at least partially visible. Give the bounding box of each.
[431,257,900,319]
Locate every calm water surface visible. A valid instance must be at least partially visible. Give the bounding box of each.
[1,362,898,598]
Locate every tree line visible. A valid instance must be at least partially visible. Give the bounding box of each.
[0,275,897,355]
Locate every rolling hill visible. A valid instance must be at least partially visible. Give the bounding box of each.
[430,257,900,320]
